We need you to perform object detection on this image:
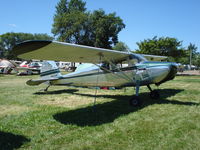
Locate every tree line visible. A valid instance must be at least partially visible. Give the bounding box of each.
[135,36,199,66]
[51,0,125,49]
[0,0,199,67]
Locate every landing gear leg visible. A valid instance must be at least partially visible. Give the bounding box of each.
[129,84,142,107]
[147,85,160,99]
[44,85,51,92]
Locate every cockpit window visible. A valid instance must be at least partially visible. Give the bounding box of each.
[100,54,143,71]
[101,57,138,71]
[101,63,109,70]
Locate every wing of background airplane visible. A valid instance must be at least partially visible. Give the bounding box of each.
[17,67,40,71]
[13,40,131,63]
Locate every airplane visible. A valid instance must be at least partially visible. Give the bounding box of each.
[0,59,41,75]
[17,61,42,75]
[12,40,177,106]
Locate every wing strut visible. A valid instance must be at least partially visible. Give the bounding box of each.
[93,55,102,111]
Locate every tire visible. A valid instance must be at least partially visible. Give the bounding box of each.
[150,90,160,99]
[129,96,142,107]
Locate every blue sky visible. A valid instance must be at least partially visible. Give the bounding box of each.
[0,0,200,51]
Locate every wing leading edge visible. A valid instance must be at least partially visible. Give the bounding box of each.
[13,40,130,63]
[13,40,167,63]
[142,54,167,61]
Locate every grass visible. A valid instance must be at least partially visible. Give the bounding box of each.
[0,74,200,150]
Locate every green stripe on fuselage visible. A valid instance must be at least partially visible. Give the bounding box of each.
[41,69,60,76]
[136,61,173,69]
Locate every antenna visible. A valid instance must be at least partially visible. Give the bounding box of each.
[93,55,102,112]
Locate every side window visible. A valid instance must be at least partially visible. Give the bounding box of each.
[101,63,110,70]
[128,58,138,66]
[101,63,119,71]
[116,58,138,69]
[101,57,139,71]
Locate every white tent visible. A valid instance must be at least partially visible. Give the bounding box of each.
[0,59,17,74]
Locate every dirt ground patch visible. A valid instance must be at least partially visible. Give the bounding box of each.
[38,95,95,108]
[0,105,30,117]
[177,70,200,76]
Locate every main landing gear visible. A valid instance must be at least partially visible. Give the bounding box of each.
[129,96,141,107]
[39,85,51,92]
[44,85,51,92]
[129,84,160,107]
[129,84,142,107]
[147,85,160,99]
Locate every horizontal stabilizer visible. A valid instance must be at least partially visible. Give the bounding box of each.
[26,78,58,86]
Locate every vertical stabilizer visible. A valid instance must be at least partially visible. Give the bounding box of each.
[40,61,61,79]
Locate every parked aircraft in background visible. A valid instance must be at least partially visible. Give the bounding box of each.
[13,40,177,106]
[17,61,42,75]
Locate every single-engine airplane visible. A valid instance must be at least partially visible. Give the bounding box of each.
[13,40,177,106]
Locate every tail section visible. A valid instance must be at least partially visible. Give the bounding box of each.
[40,61,62,79]
[26,61,62,86]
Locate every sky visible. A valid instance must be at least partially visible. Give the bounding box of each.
[0,0,200,51]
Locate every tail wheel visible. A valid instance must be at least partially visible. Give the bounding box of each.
[150,90,160,99]
[129,96,142,107]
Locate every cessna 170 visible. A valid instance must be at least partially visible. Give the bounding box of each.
[13,40,177,106]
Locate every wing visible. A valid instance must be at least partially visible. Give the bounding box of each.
[13,40,130,63]
[142,54,167,61]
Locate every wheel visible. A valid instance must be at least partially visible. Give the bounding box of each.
[129,96,142,107]
[150,90,160,99]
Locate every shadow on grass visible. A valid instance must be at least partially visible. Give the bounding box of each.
[34,89,79,95]
[0,131,30,150]
[53,89,199,126]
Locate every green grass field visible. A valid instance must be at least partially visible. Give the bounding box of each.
[0,74,200,150]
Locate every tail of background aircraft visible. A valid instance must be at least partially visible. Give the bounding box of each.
[40,61,62,79]
[26,61,62,86]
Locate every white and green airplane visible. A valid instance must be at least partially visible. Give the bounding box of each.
[13,40,177,106]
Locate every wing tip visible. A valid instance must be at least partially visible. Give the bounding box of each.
[12,40,52,57]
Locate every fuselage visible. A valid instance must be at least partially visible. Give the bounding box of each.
[51,61,177,87]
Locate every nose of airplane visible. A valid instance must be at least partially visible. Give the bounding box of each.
[155,63,177,86]
[167,63,178,80]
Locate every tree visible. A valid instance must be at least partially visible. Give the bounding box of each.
[90,10,125,49]
[113,41,130,52]
[187,43,198,68]
[52,0,88,43]
[0,42,5,58]
[193,53,200,67]
[136,36,187,62]
[0,32,53,59]
[52,0,125,49]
